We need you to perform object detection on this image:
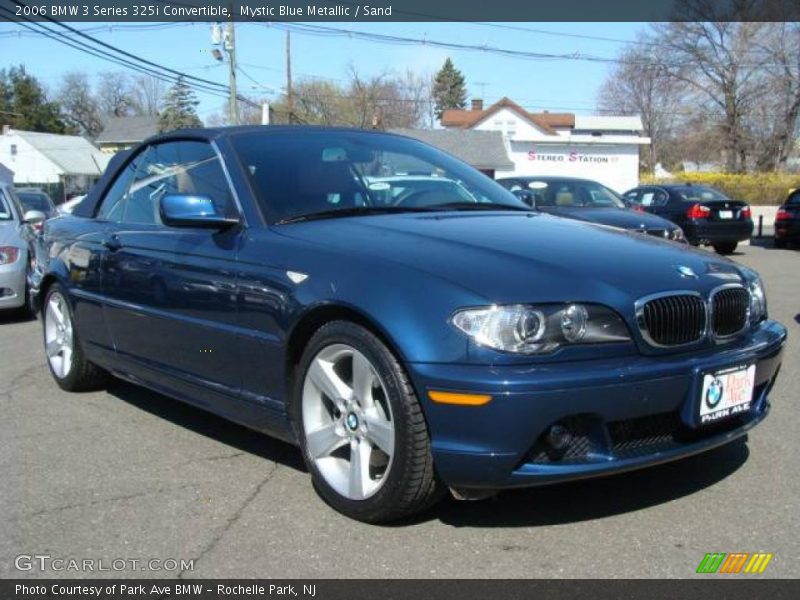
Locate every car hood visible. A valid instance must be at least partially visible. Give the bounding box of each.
[275,212,743,304]
[0,221,22,246]
[546,207,676,231]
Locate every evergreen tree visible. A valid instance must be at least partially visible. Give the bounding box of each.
[0,66,67,133]
[158,77,202,132]
[432,58,467,120]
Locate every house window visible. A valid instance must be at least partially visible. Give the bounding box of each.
[10,144,17,156]
[506,120,516,137]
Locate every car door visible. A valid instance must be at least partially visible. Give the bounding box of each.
[99,140,243,400]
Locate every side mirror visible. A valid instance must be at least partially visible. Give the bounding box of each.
[159,194,238,229]
[23,210,47,224]
[512,189,536,208]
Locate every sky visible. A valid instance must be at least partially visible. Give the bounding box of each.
[0,21,648,122]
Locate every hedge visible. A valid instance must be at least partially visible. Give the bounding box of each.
[640,172,799,206]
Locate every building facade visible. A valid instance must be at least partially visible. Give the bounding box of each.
[441,98,650,192]
[0,127,110,201]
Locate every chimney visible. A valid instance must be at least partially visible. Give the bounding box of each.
[471,99,483,111]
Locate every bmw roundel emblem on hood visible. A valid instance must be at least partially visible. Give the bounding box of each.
[675,265,698,279]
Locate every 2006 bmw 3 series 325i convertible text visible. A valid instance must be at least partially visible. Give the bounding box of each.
[32,127,786,522]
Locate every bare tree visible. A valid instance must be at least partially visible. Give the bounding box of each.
[597,37,686,171]
[748,22,800,170]
[57,72,103,138]
[268,67,432,129]
[130,75,165,116]
[97,71,135,117]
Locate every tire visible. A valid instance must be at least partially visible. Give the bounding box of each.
[292,321,442,523]
[713,241,738,255]
[42,283,109,392]
[774,238,787,249]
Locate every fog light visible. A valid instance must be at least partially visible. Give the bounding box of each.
[547,424,572,451]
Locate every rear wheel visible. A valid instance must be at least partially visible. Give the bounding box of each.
[43,283,109,391]
[713,241,738,255]
[293,321,442,523]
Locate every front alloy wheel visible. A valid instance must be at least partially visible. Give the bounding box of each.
[294,321,442,522]
[302,344,395,500]
[44,291,74,379]
[42,283,108,391]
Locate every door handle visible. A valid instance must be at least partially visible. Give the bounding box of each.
[103,235,122,252]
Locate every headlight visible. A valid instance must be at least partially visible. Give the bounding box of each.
[0,246,20,265]
[669,228,687,243]
[739,267,767,323]
[451,303,630,354]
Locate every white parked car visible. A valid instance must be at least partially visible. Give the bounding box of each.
[0,183,46,315]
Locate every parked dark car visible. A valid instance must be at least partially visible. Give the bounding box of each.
[623,184,753,255]
[34,127,786,522]
[496,176,686,242]
[774,189,800,248]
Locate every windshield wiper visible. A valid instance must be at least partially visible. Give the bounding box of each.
[428,202,533,212]
[276,206,430,224]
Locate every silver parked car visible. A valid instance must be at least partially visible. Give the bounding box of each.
[0,182,46,315]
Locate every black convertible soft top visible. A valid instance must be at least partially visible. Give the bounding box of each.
[71,125,420,218]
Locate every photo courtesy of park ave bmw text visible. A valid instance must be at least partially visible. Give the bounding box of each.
[0,0,799,597]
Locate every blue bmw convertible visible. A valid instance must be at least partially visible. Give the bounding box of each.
[33,127,786,522]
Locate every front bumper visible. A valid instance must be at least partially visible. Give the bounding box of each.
[0,257,27,310]
[409,320,786,490]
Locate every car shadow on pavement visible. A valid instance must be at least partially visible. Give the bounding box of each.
[0,310,36,325]
[105,380,306,473]
[103,378,749,528]
[420,439,749,528]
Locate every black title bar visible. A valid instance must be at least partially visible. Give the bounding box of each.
[1,0,799,22]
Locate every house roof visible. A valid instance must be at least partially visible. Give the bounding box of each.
[440,97,575,134]
[96,116,160,145]
[389,128,514,170]
[0,162,13,184]
[14,130,110,176]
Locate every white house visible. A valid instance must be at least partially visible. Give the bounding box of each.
[441,98,651,192]
[0,126,110,200]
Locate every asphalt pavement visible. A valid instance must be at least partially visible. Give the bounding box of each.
[1,242,798,579]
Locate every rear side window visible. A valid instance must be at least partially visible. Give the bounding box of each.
[639,189,668,207]
[675,186,728,202]
[787,191,800,206]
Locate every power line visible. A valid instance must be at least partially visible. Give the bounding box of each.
[0,6,230,101]
[259,22,789,70]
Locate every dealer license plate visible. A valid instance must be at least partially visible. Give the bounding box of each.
[699,364,755,425]
[718,210,733,219]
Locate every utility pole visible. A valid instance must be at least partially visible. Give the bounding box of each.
[286,30,294,124]
[227,19,238,126]
[211,19,238,125]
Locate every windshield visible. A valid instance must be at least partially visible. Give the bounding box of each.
[230,130,526,223]
[674,186,729,202]
[17,191,54,214]
[523,180,625,208]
